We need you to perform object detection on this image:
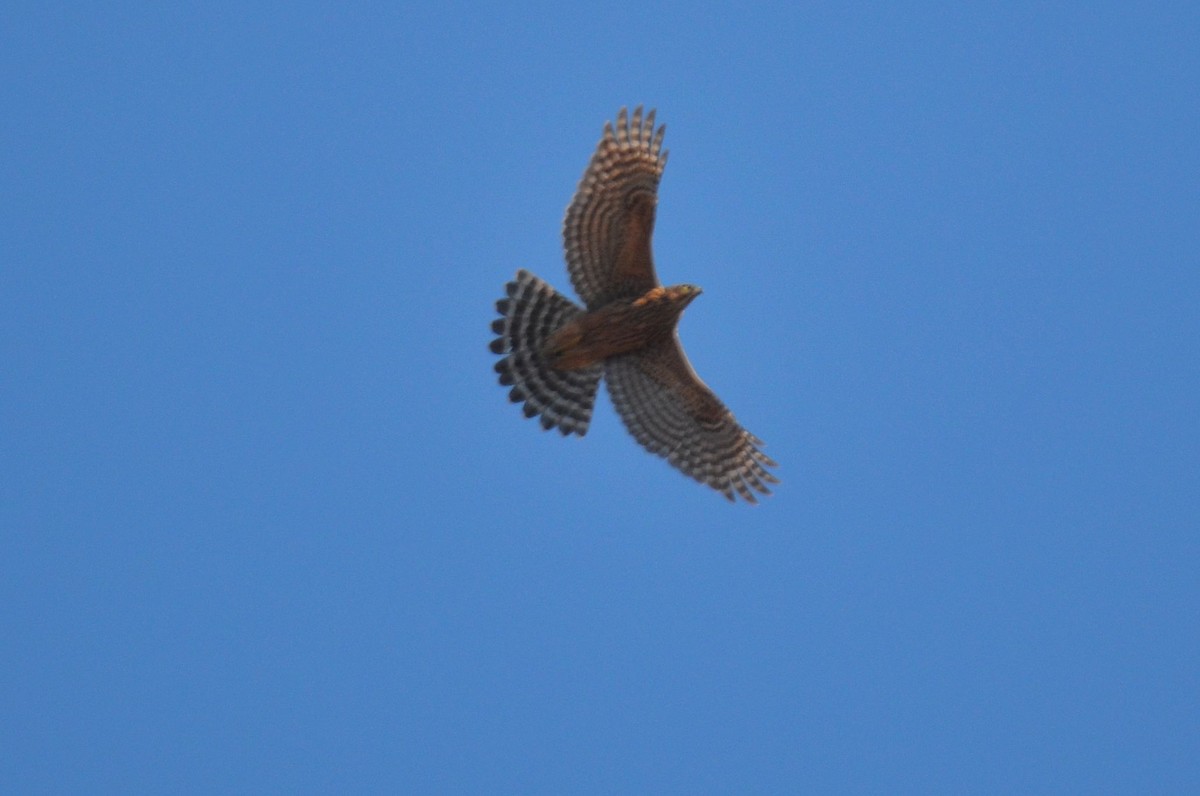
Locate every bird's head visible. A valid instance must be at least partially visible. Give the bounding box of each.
[667,284,703,308]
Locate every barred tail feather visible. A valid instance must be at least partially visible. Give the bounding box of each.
[490,270,602,436]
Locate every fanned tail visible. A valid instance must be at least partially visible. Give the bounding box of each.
[489,270,602,436]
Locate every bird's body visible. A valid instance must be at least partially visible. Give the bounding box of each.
[542,285,698,370]
[490,107,777,502]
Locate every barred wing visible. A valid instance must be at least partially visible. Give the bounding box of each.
[563,106,667,309]
[605,337,778,502]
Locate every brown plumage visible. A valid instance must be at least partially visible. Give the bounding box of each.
[490,107,777,502]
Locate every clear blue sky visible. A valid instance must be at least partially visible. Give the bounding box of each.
[3,3,1197,792]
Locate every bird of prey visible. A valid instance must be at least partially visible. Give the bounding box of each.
[490,107,777,502]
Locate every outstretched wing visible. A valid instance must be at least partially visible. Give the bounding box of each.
[605,336,778,503]
[563,106,667,309]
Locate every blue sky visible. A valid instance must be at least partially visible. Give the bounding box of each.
[3,2,1198,792]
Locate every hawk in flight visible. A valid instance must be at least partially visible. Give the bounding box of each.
[490,107,777,502]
